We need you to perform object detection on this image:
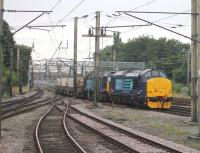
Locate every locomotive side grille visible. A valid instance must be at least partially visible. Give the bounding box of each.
[122,79,133,91]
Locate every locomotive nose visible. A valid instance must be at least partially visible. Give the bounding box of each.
[146,77,172,109]
[147,78,172,97]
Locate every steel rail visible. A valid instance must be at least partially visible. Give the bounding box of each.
[70,105,188,153]
[2,94,58,120]
[1,88,43,107]
[35,104,54,153]
[35,99,86,153]
[67,113,136,152]
[63,104,87,153]
[2,97,51,115]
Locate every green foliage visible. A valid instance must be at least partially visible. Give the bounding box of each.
[172,67,186,83]
[173,83,190,96]
[173,83,182,93]
[11,71,19,85]
[100,35,190,84]
[1,20,32,89]
[100,46,113,61]
[2,66,18,86]
[2,21,16,67]
[17,45,32,85]
[112,32,122,52]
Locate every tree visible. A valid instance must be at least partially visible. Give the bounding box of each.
[2,21,16,68]
[1,20,32,94]
[112,32,122,53]
[100,35,190,84]
[100,32,122,62]
[17,45,32,85]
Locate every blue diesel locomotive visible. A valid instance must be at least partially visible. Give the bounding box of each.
[83,69,172,109]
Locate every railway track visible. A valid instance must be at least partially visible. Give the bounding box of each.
[52,88,192,116]
[66,107,132,152]
[1,88,43,107]
[65,98,198,153]
[161,97,191,116]
[1,89,59,120]
[112,97,192,117]
[37,100,174,153]
[1,97,58,120]
[84,98,192,117]
[33,95,198,153]
[162,104,191,116]
[35,101,86,153]
[172,97,191,106]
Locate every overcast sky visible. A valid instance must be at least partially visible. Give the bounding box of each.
[4,0,191,60]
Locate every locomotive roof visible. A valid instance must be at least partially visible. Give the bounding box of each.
[103,71,116,77]
[125,69,151,77]
[112,70,129,76]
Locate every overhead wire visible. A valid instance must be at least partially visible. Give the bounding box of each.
[103,0,158,26]
[129,0,158,11]
[47,0,87,60]
[104,13,188,28]
[83,14,95,28]
[48,31,57,50]
[50,0,62,11]
[56,0,86,26]
[82,1,159,59]
[116,11,192,15]
[82,0,159,59]
[49,41,63,62]
[47,0,64,59]
[123,12,195,42]
[108,8,191,38]
[153,9,191,23]
[48,14,58,45]
[44,0,87,60]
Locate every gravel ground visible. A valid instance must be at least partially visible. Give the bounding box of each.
[2,89,37,102]
[1,94,199,152]
[0,90,54,153]
[0,105,51,153]
[66,109,130,153]
[78,102,200,151]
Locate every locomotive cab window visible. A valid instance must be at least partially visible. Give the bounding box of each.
[102,77,107,89]
[152,71,159,77]
[143,71,151,81]
[102,77,107,84]
[159,72,167,78]
[133,79,138,90]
